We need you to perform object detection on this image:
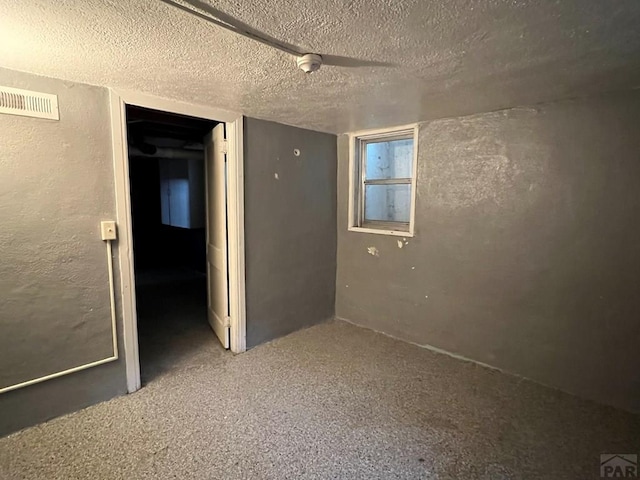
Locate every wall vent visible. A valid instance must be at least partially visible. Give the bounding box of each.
[0,86,59,120]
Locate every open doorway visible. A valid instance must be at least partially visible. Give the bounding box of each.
[111,91,246,393]
[125,105,227,383]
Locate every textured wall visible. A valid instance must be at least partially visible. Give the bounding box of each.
[244,118,337,348]
[0,68,126,435]
[336,90,640,413]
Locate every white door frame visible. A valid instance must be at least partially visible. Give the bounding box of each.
[109,89,246,393]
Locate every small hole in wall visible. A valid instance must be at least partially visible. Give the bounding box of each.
[293,148,301,157]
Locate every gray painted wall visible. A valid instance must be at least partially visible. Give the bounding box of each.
[244,118,337,348]
[0,68,127,435]
[336,90,640,414]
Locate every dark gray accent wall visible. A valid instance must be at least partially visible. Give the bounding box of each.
[0,68,127,436]
[244,118,337,348]
[336,90,640,414]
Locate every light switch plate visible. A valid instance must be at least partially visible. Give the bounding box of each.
[101,221,117,241]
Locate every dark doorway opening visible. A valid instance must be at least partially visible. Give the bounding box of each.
[126,105,219,384]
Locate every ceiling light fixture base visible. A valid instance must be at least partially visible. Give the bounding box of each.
[297,54,323,74]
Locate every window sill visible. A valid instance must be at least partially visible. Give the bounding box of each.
[348,226,414,238]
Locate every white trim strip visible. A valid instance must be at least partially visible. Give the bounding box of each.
[109,90,141,393]
[106,240,119,358]
[0,357,118,394]
[348,226,413,238]
[227,118,247,354]
[0,240,119,394]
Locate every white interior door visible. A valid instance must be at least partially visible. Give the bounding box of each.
[205,124,230,348]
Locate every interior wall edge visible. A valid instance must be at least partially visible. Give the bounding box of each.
[335,316,638,416]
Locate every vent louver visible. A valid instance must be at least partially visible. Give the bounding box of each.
[0,86,59,120]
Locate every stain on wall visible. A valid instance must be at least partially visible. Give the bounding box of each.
[244,118,337,348]
[0,68,126,436]
[336,91,640,413]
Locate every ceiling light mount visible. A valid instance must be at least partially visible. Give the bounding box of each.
[297,54,323,74]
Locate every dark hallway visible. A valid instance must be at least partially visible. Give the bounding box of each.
[135,269,219,383]
[126,105,222,383]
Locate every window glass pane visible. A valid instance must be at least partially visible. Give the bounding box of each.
[161,178,190,228]
[365,138,413,180]
[364,184,411,223]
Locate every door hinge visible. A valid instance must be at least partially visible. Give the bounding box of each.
[220,140,228,155]
[224,316,231,328]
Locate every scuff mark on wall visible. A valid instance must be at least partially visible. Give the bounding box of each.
[367,246,379,257]
[274,173,279,180]
[397,240,403,249]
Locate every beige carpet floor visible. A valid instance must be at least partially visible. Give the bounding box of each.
[1,318,639,479]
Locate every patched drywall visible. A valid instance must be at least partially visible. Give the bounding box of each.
[244,118,336,347]
[0,1,639,133]
[0,68,126,436]
[336,90,640,413]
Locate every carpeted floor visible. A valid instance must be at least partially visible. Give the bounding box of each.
[134,267,217,385]
[1,316,639,479]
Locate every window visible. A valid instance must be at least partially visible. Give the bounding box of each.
[159,157,205,229]
[348,125,418,236]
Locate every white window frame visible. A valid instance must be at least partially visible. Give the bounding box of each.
[348,124,418,237]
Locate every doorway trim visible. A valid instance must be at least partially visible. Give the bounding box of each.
[109,89,246,393]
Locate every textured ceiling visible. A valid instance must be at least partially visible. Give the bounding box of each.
[0,0,639,133]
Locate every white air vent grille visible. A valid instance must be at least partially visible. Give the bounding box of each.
[0,86,59,120]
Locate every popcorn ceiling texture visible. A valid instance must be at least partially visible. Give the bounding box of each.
[0,0,639,133]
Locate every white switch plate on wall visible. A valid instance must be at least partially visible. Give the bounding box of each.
[100,221,117,241]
